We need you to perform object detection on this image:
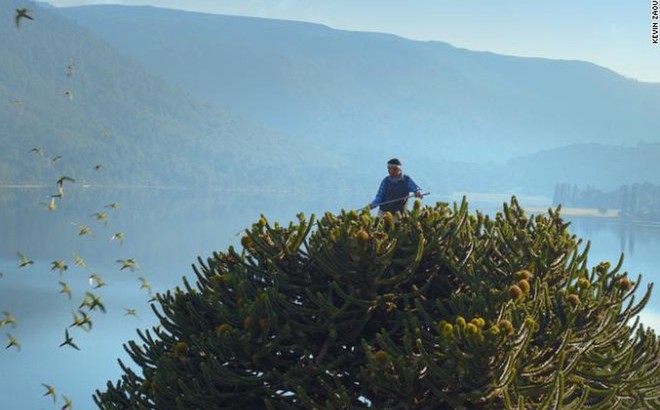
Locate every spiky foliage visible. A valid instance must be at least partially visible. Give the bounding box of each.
[95,198,660,409]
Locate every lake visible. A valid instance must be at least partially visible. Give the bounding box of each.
[1,187,659,409]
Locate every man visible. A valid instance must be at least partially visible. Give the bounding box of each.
[369,158,423,216]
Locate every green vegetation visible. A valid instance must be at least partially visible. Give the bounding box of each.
[95,198,660,409]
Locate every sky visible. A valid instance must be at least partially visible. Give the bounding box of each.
[40,0,660,83]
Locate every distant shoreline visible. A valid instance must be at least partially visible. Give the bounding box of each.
[525,206,619,218]
[449,192,622,219]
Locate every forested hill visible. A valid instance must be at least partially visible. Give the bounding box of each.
[0,0,340,190]
[6,1,660,196]
[57,4,660,167]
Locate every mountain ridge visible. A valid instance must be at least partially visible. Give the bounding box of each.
[57,4,660,166]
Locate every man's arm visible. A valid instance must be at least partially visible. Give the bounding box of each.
[369,178,387,209]
[407,176,423,198]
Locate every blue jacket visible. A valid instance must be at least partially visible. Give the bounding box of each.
[371,174,421,213]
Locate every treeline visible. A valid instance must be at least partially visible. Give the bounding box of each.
[553,182,660,220]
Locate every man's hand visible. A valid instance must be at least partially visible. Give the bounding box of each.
[415,191,423,199]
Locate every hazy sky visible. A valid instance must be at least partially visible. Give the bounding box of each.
[43,0,660,83]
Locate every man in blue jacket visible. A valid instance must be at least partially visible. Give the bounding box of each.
[369,158,423,216]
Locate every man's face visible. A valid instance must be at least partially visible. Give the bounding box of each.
[387,165,401,178]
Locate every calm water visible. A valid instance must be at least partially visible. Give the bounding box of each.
[1,188,659,409]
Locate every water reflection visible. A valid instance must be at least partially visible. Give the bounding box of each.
[569,216,660,257]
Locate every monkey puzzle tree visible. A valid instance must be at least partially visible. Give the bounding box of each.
[95,198,660,409]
